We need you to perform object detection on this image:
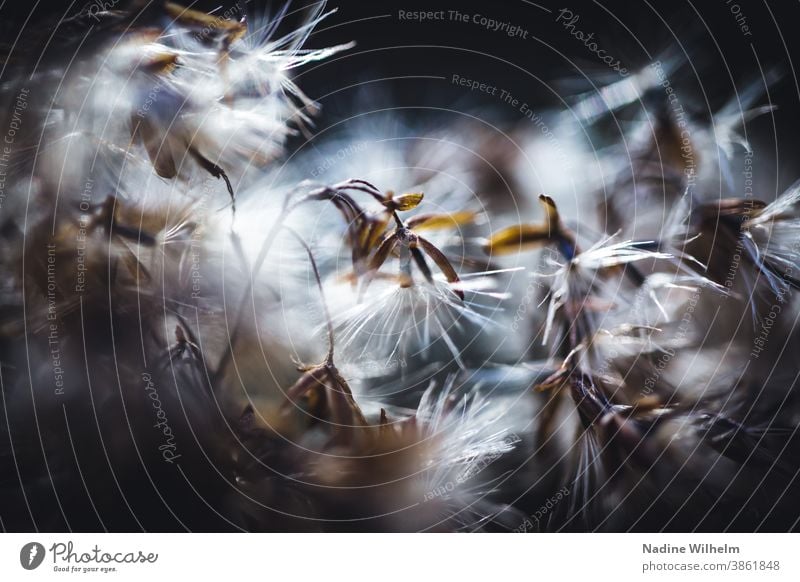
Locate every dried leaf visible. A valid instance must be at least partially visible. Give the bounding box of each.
[360,232,400,295]
[139,51,179,75]
[410,246,435,284]
[407,211,477,231]
[538,194,561,232]
[165,2,246,32]
[131,116,178,179]
[484,224,552,254]
[417,236,464,300]
[386,191,424,211]
[704,198,766,218]
[368,232,399,272]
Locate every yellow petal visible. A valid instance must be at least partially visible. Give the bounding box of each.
[484,224,552,255]
[408,211,477,231]
[139,51,179,75]
[538,194,561,230]
[390,192,424,211]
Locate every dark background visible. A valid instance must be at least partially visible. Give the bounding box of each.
[3,0,799,191]
[1,0,799,533]
[298,0,800,196]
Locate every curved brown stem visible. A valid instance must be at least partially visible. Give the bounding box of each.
[283,226,336,364]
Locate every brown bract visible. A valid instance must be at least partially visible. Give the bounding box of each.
[305,181,469,299]
[282,360,368,445]
[364,225,466,300]
[485,194,577,258]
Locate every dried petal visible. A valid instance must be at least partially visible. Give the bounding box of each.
[407,211,477,231]
[165,2,246,32]
[386,191,424,211]
[417,236,464,300]
[484,224,552,255]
